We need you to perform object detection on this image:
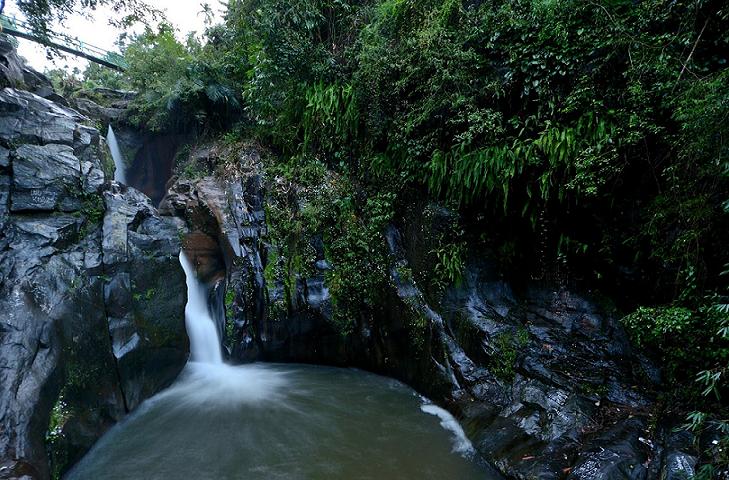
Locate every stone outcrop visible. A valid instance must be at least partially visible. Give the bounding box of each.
[0,82,188,478]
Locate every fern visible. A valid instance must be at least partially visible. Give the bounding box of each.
[426,113,618,216]
[301,81,358,156]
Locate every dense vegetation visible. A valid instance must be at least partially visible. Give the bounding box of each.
[50,0,728,473]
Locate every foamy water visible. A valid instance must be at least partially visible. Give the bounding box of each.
[421,403,476,456]
[155,362,290,408]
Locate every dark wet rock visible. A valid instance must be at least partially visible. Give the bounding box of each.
[0,88,86,146]
[11,144,88,212]
[72,97,125,125]
[567,418,651,480]
[422,248,655,479]
[0,37,26,89]
[159,177,230,282]
[0,72,189,478]
[0,210,110,480]
[657,429,697,480]
[101,184,188,411]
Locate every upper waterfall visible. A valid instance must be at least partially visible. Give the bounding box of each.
[106,125,126,184]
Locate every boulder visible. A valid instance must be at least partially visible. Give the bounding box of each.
[101,184,188,411]
[0,37,26,89]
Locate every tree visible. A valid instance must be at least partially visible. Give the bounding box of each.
[15,0,161,39]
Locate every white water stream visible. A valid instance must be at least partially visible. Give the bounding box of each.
[179,252,223,364]
[107,125,126,184]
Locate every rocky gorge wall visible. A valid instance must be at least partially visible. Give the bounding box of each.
[0,46,189,478]
[162,141,701,480]
[0,40,702,480]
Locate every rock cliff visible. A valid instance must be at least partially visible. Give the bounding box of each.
[0,55,189,478]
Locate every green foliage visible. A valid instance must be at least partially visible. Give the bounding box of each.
[302,81,358,160]
[44,68,84,98]
[262,151,396,335]
[198,0,728,303]
[46,395,69,445]
[225,289,235,321]
[238,0,373,155]
[680,270,729,472]
[104,23,243,133]
[70,187,105,238]
[491,327,529,382]
[81,56,130,91]
[46,394,71,480]
[622,304,729,385]
[431,241,465,291]
[80,195,105,226]
[224,289,236,340]
[324,189,396,332]
[622,306,695,349]
[427,112,619,212]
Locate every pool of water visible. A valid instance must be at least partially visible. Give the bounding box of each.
[67,363,497,480]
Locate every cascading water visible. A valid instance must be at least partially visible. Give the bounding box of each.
[67,252,495,480]
[179,252,223,364]
[106,125,127,184]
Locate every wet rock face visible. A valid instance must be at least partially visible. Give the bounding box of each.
[159,176,230,283]
[100,185,188,412]
[166,154,688,480]
[0,80,188,478]
[66,88,188,207]
[441,270,651,479]
[0,38,26,89]
[160,171,264,350]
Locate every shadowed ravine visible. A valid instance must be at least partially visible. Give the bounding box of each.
[65,254,495,480]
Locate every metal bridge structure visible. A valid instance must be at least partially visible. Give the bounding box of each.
[0,14,127,71]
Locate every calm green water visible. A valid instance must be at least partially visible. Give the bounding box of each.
[67,363,496,480]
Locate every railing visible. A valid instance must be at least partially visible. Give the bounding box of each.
[0,14,127,71]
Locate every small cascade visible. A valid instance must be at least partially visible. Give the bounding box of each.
[106,125,127,184]
[179,252,223,364]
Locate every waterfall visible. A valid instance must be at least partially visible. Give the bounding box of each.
[179,252,223,364]
[106,125,127,184]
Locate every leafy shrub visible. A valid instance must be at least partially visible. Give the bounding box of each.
[431,241,466,291]
[121,24,241,133]
[302,81,358,162]
[622,306,695,349]
[622,305,729,385]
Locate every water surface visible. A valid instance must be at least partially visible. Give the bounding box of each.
[67,363,496,480]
